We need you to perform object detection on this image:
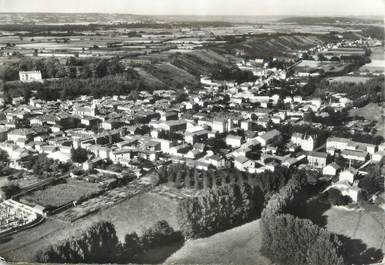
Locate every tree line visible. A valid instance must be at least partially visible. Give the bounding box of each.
[158,164,291,199]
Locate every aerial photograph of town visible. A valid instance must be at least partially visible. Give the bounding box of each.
[0,0,384,264]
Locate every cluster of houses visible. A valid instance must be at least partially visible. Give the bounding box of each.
[0,77,382,188]
[0,37,383,206]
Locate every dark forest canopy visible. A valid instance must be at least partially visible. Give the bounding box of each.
[1,57,125,81]
[3,72,144,102]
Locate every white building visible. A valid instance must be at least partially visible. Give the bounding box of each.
[341,149,369,162]
[326,137,352,153]
[226,135,243,148]
[256,129,282,147]
[373,151,385,163]
[19,71,43,83]
[339,168,358,184]
[291,133,317,151]
[212,119,228,133]
[323,162,341,176]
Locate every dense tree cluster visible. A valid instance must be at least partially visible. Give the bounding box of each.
[0,149,9,168]
[210,64,256,83]
[262,213,343,265]
[30,154,70,178]
[362,26,385,40]
[0,184,21,199]
[332,130,384,145]
[177,183,263,239]
[36,220,181,264]
[320,77,385,102]
[122,220,182,262]
[1,57,125,82]
[359,164,385,198]
[304,107,352,126]
[327,188,352,206]
[71,147,88,163]
[36,222,120,263]
[260,170,344,265]
[3,71,143,102]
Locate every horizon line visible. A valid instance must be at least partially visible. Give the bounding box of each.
[0,12,383,18]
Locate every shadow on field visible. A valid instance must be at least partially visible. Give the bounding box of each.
[338,235,384,265]
[0,236,13,244]
[285,184,331,227]
[135,238,185,264]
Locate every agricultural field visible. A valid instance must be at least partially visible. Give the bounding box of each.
[295,60,350,75]
[143,62,199,88]
[134,67,164,88]
[213,33,333,59]
[20,181,100,208]
[166,219,272,265]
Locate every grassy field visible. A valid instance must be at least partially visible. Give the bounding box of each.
[0,191,179,262]
[166,219,272,265]
[349,103,383,121]
[77,191,180,240]
[370,46,385,61]
[325,205,385,264]
[21,182,100,208]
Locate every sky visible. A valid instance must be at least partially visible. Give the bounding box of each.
[1,0,385,16]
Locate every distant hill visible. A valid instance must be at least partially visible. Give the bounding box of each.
[279,16,382,25]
